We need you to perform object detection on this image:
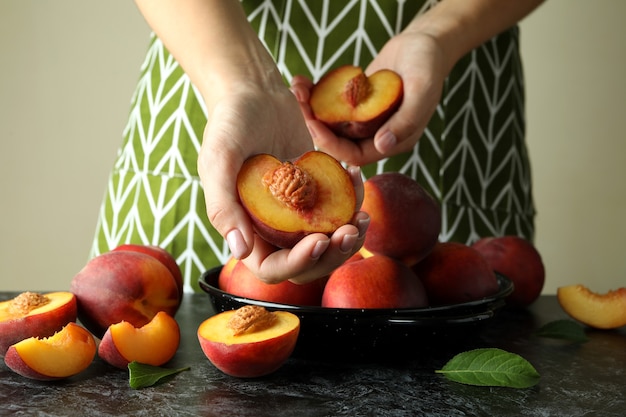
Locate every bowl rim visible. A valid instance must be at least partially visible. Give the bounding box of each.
[198,266,513,317]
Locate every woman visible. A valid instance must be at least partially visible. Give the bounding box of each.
[91,0,543,292]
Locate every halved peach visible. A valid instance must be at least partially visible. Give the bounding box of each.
[0,291,77,357]
[557,285,626,329]
[237,151,356,248]
[198,305,300,378]
[98,311,180,369]
[4,322,96,380]
[310,65,403,139]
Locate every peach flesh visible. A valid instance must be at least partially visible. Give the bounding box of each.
[557,285,626,329]
[310,65,403,139]
[197,308,300,378]
[237,151,356,248]
[98,311,180,368]
[4,322,96,380]
[0,291,77,357]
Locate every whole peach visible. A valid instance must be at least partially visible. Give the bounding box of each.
[362,172,441,266]
[472,235,545,307]
[413,242,499,306]
[70,251,180,338]
[322,254,428,309]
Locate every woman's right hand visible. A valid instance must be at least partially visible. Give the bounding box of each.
[198,82,368,285]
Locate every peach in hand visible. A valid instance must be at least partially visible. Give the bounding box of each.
[4,322,96,381]
[70,250,181,338]
[322,254,428,309]
[198,305,300,378]
[237,151,356,248]
[413,242,499,306]
[557,285,626,329]
[224,260,326,306]
[0,291,77,357]
[472,235,545,307]
[98,311,180,369]
[362,172,441,266]
[309,65,403,139]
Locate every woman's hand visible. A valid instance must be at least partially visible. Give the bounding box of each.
[198,83,368,284]
[292,31,448,167]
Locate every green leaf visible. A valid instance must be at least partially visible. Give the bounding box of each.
[435,348,540,389]
[535,319,589,343]
[128,362,190,389]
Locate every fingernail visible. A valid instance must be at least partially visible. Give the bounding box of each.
[311,239,330,260]
[340,233,359,254]
[376,130,397,154]
[290,87,304,102]
[357,216,370,237]
[226,229,248,259]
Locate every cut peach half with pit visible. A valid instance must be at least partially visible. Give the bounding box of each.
[237,151,356,248]
[4,322,96,381]
[0,291,77,357]
[557,285,626,329]
[310,65,403,139]
[198,305,300,378]
[98,311,181,369]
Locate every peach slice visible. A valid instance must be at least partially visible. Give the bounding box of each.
[557,285,626,329]
[198,305,300,378]
[98,311,180,369]
[237,151,356,248]
[4,322,96,381]
[0,291,77,357]
[310,65,403,139]
[362,172,441,265]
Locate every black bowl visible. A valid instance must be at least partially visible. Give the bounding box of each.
[199,267,513,360]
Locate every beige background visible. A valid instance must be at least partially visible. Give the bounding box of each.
[1,1,625,294]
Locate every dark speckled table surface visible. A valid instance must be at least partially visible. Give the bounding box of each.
[1,293,625,417]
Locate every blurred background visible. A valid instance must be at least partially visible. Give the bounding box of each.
[1,1,625,294]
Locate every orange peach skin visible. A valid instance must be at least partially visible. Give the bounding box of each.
[362,172,441,265]
[70,251,180,338]
[322,254,428,309]
[237,151,356,249]
[4,322,96,381]
[113,244,184,303]
[98,311,180,369]
[198,310,300,378]
[224,260,326,306]
[557,285,626,329]
[0,292,77,357]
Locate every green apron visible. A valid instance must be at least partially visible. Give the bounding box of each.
[91,0,535,293]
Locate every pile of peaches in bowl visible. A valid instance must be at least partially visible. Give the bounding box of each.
[201,141,546,359]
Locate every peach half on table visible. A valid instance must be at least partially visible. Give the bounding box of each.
[557,285,626,330]
[0,291,77,357]
[309,65,403,139]
[70,250,181,338]
[237,151,356,249]
[198,305,300,378]
[362,172,441,266]
[98,311,180,369]
[4,322,96,381]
